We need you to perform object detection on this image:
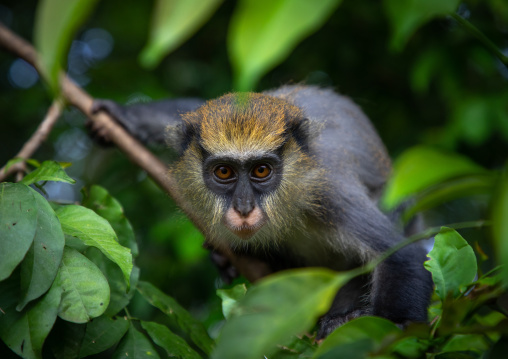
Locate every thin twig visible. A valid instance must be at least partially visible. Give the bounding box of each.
[451,13,508,66]
[0,100,63,181]
[0,22,265,282]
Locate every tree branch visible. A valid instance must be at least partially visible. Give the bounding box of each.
[0,100,62,181]
[0,22,266,282]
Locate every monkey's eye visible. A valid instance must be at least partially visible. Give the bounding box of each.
[214,165,235,181]
[251,164,272,180]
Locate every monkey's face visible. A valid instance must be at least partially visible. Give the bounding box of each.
[202,152,283,239]
[170,92,326,249]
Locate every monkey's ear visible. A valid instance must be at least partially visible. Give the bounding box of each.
[165,122,198,155]
[287,118,311,152]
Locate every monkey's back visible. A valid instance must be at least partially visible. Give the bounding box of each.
[265,85,391,201]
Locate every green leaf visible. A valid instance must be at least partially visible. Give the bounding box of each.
[141,321,202,359]
[441,334,489,353]
[452,97,493,146]
[137,281,214,356]
[54,247,110,323]
[20,160,76,186]
[402,174,496,222]
[48,319,87,359]
[87,247,140,317]
[57,205,133,288]
[0,182,38,281]
[271,335,318,358]
[384,0,460,51]
[315,317,402,359]
[140,0,223,68]
[392,336,429,358]
[17,187,65,311]
[382,146,486,209]
[211,268,350,359]
[0,273,62,359]
[217,284,247,320]
[3,157,24,172]
[112,324,160,359]
[79,316,130,358]
[34,0,99,92]
[82,185,138,257]
[229,0,341,90]
[493,170,508,287]
[424,228,477,301]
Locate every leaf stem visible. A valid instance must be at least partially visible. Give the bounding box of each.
[451,13,508,66]
[365,220,491,273]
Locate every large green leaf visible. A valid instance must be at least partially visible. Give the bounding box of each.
[56,205,133,288]
[216,283,247,320]
[229,0,341,90]
[384,0,461,51]
[493,171,508,287]
[382,146,486,209]
[424,228,477,301]
[0,274,62,359]
[87,247,140,317]
[34,0,99,92]
[141,321,202,359]
[211,268,350,359]
[54,247,110,323]
[0,182,37,281]
[112,324,160,359]
[82,185,138,257]
[17,188,65,311]
[315,317,402,359]
[140,0,223,68]
[20,161,76,186]
[137,281,214,356]
[78,316,130,358]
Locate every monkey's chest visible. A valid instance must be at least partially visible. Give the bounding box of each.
[281,232,354,272]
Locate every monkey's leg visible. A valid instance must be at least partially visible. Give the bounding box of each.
[317,274,371,339]
[370,245,432,325]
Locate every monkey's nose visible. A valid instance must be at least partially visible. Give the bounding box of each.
[233,198,255,217]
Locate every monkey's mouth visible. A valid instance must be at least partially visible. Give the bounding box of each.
[227,223,264,239]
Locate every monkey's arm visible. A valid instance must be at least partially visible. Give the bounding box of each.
[91,98,205,145]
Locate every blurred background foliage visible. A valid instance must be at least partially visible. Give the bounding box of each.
[0,0,507,343]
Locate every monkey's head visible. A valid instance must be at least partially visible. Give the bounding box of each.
[168,93,325,250]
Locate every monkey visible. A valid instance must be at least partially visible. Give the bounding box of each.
[91,85,433,338]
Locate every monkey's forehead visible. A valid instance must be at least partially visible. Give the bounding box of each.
[198,115,286,154]
[183,92,304,154]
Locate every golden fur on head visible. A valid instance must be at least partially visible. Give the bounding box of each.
[182,92,304,156]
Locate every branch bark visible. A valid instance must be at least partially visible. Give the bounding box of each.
[0,22,267,282]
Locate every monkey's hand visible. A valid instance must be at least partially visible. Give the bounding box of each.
[203,242,239,284]
[89,98,205,146]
